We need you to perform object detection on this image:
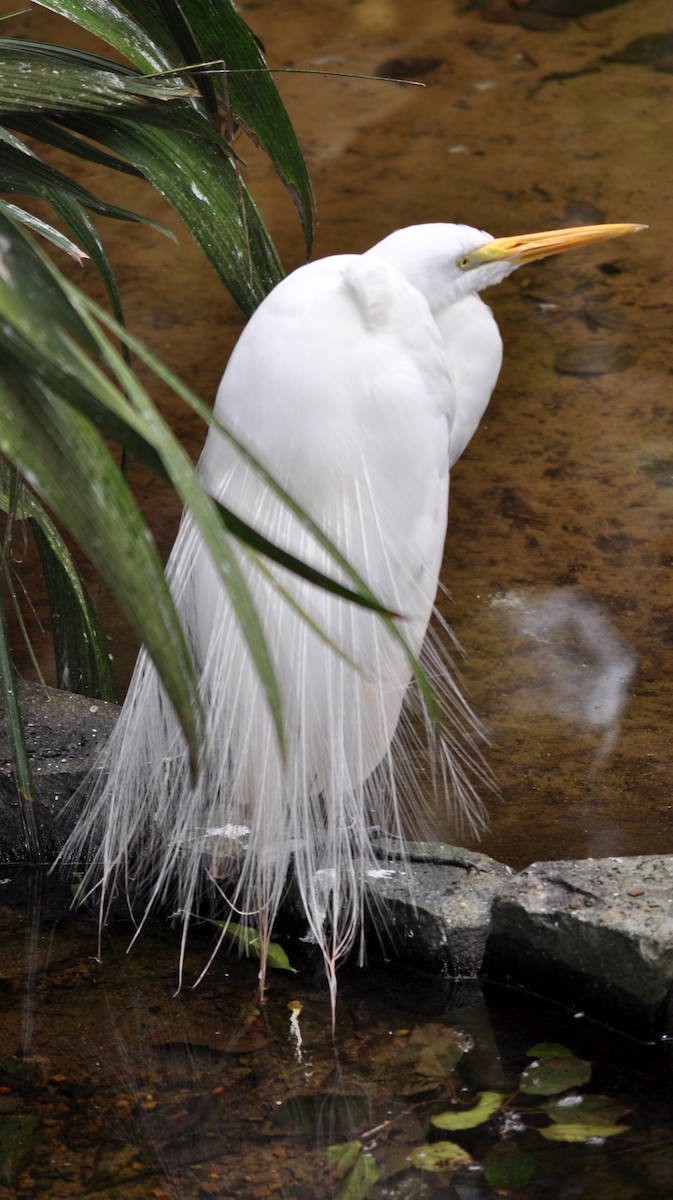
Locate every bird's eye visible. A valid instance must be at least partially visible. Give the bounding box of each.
[458,254,472,270]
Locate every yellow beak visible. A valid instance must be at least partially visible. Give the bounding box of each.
[461,222,647,270]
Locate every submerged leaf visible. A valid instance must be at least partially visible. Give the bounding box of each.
[520,1053,591,1095]
[410,1140,473,1173]
[483,1140,536,1190]
[274,1095,370,1139]
[409,1023,466,1081]
[326,1141,363,1175]
[0,1114,41,1186]
[326,1143,379,1200]
[526,1042,575,1059]
[606,32,673,75]
[204,918,295,971]
[336,1152,379,1200]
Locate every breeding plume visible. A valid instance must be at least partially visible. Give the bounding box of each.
[64,220,643,1004]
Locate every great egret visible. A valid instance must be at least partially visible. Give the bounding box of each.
[64,220,643,1006]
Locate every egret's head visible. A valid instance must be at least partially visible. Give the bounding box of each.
[369,221,645,313]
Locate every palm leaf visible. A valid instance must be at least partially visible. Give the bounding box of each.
[34,0,314,251]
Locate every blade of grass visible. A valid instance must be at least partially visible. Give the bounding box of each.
[27,506,117,701]
[0,361,204,772]
[0,584,42,860]
[0,466,116,700]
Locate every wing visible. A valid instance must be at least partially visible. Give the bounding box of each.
[200,253,453,627]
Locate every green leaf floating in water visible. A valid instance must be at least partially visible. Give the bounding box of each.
[540,1093,631,1141]
[431,1090,507,1131]
[539,1120,629,1142]
[520,1051,591,1095]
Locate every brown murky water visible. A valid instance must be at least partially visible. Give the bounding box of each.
[8,0,672,873]
[2,2,673,1196]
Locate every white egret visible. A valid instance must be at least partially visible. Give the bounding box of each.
[64,220,643,1006]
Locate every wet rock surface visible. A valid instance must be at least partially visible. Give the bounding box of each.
[2,687,671,1039]
[0,683,119,862]
[482,855,673,1039]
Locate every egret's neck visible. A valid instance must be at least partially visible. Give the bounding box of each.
[434,294,504,466]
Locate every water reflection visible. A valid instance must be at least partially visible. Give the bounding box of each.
[3,872,673,1198]
[493,588,637,761]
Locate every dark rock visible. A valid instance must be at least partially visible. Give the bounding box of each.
[365,840,510,984]
[0,682,119,862]
[483,856,673,1040]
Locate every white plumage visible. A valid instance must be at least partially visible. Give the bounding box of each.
[63,220,641,1006]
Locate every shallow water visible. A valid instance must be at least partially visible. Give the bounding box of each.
[2,868,673,1199]
[2,1,673,1193]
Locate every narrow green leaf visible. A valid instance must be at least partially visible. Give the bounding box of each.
[61,110,283,314]
[48,192,125,327]
[34,0,184,75]
[0,585,42,859]
[0,43,195,112]
[1,32,163,75]
[0,137,175,236]
[0,365,203,773]
[147,0,315,250]
[0,472,116,700]
[5,112,143,176]
[30,515,117,701]
[145,0,221,124]
[203,918,295,971]
[0,199,88,262]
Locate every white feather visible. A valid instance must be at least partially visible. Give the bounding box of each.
[62,223,509,1005]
